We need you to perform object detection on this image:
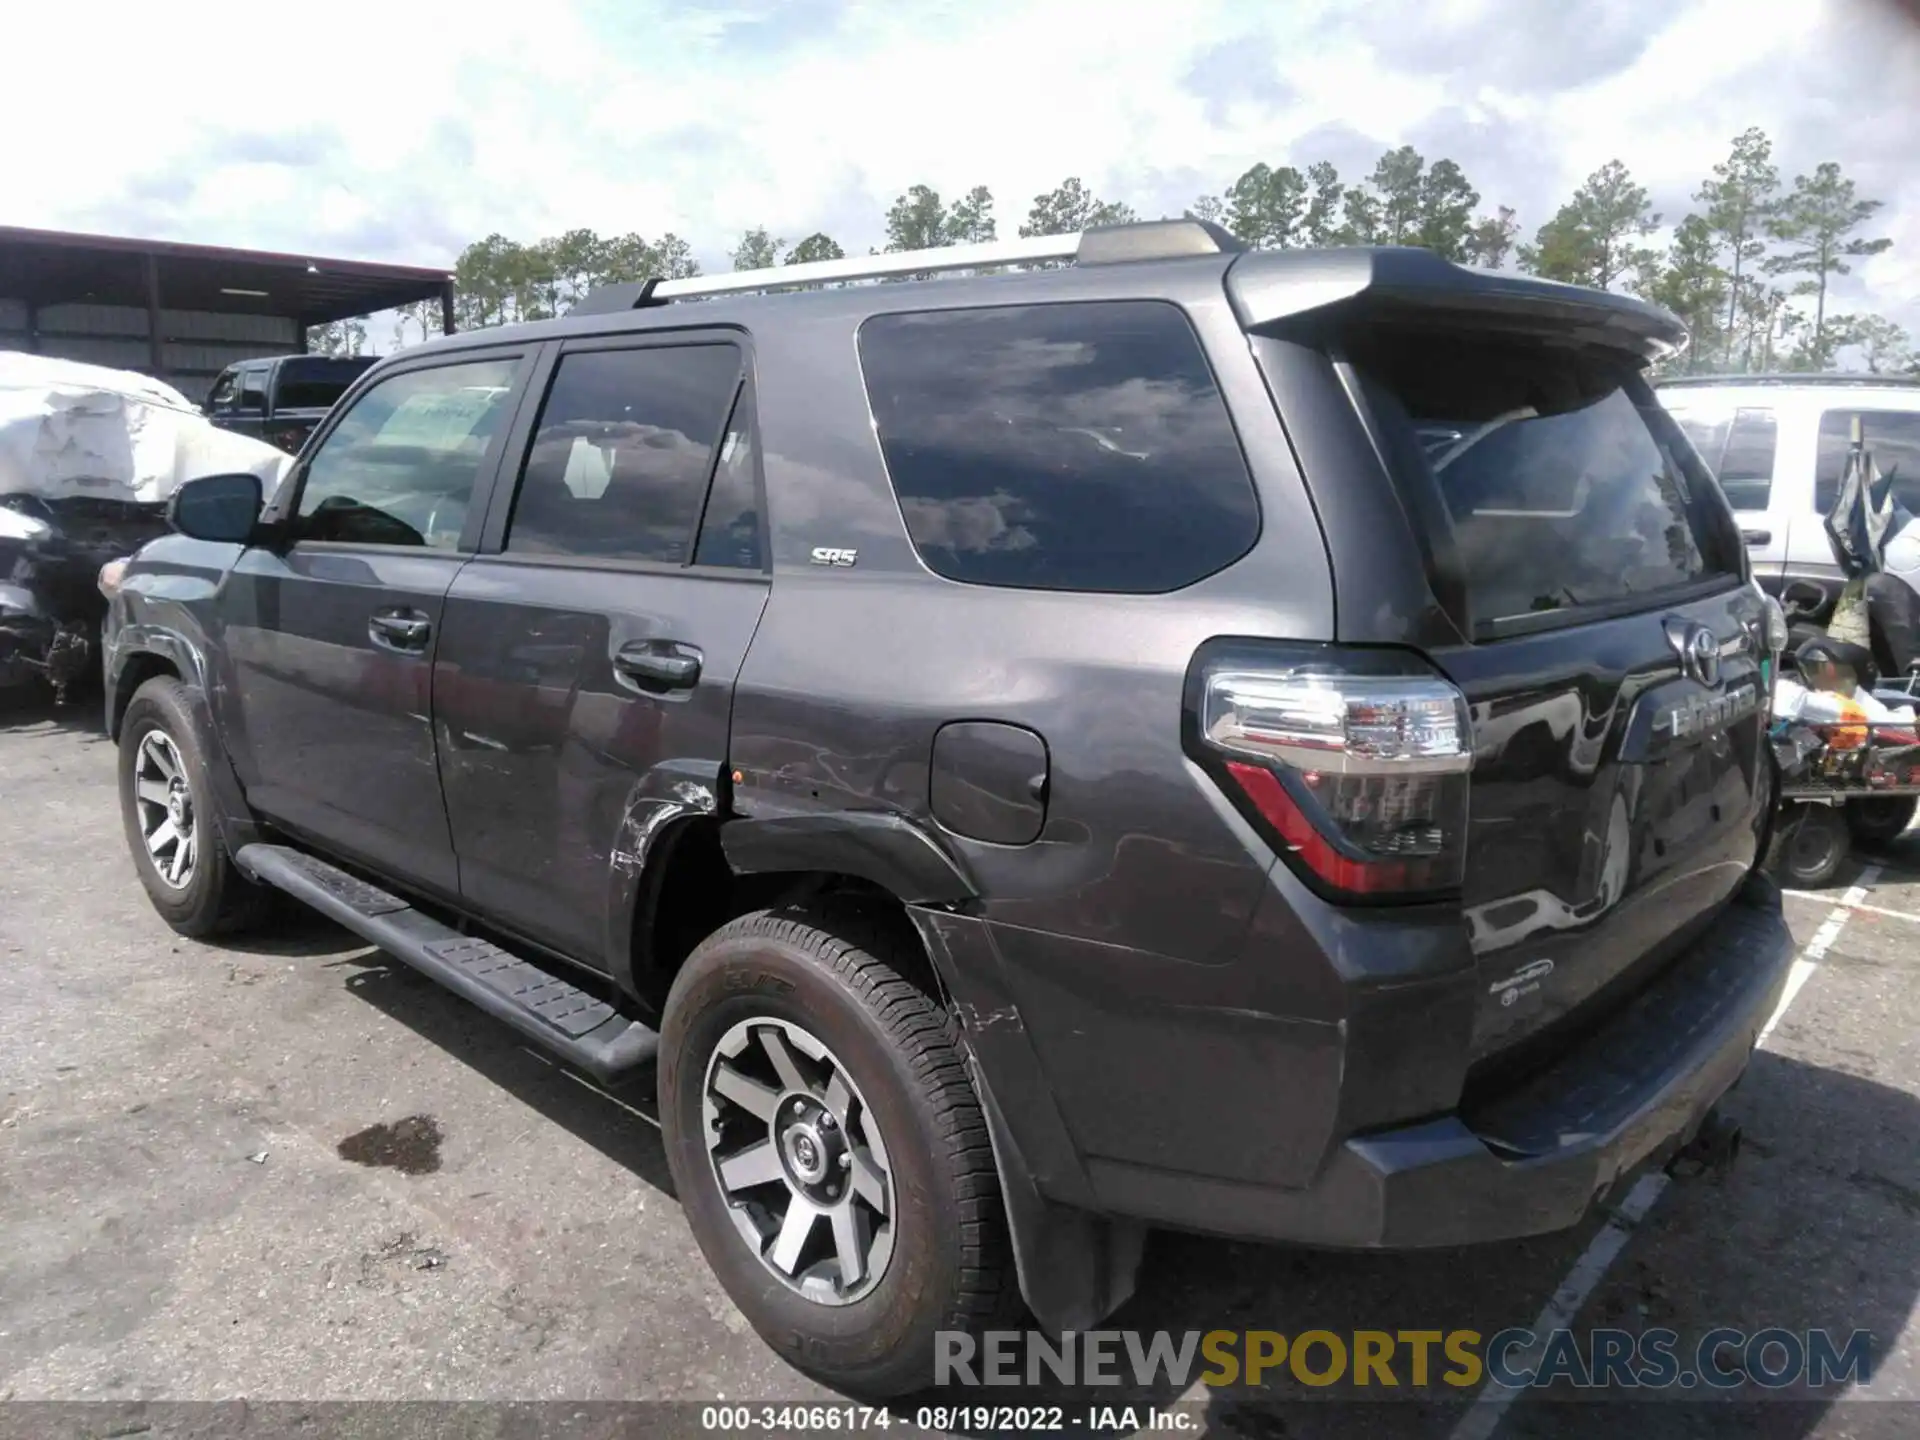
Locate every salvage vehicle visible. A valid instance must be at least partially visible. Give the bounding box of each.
[0,355,287,700]
[1,495,169,698]
[204,353,377,454]
[103,222,1795,1396]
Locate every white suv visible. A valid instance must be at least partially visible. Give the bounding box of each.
[1657,375,1920,605]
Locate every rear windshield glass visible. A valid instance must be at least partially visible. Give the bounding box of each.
[1347,330,1738,635]
[276,357,376,411]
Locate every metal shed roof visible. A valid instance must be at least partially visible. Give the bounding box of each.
[0,225,452,325]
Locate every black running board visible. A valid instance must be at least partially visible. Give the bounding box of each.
[236,843,658,1084]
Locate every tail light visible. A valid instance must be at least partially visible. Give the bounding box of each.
[1186,642,1473,902]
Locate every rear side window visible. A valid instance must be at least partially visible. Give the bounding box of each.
[859,301,1259,593]
[507,344,743,564]
[275,357,375,410]
[1671,406,1777,511]
[1348,330,1738,635]
[1816,409,1920,516]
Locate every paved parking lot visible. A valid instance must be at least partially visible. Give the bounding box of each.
[1,691,1916,1438]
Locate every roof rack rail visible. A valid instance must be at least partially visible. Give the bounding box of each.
[568,218,1242,315]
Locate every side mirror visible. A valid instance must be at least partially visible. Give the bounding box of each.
[168,472,264,544]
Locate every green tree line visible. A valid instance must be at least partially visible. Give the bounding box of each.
[324,129,1908,375]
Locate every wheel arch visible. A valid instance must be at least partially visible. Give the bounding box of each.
[108,625,212,741]
[614,803,979,1017]
[109,651,182,741]
[718,811,978,907]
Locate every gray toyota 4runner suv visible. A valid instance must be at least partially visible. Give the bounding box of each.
[103,219,1795,1395]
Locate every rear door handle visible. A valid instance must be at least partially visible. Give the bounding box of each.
[613,640,702,691]
[369,608,432,652]
[1742,528,1772,546]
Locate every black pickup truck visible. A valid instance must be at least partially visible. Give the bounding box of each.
[204,354,376,454]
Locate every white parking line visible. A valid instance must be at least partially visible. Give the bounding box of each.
[1449,864,1881,1440]
[1763,865,1882,1042]
[1782,888,1920,926]
[1447,1171,1670,1440]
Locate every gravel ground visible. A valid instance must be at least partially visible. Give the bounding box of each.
[1,690,1915,1439]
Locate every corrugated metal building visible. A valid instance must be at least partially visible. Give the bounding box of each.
[0,227,454,403]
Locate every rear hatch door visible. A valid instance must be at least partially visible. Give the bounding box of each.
[1336,323,1770,1067]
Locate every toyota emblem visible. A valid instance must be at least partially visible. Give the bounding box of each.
[1665,618,1722,687]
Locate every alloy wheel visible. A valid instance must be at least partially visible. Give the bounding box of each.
[702,1016,897,1305]
[133,730,197,890]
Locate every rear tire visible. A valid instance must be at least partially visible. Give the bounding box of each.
[1846,796,1917,846]
[658,900,1018,1397]
[1773,802,1850,888]
[118,677,269,937]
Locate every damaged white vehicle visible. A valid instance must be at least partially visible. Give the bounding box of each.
[0,353,291,701]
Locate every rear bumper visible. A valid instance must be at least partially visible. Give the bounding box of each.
[1084,871,1795,1247]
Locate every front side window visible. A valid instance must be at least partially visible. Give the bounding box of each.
[1349,329,1738,634]
[295,356,522,548]
[506,344,743,564]
[859,301,1260,594]
[1816,409,1920,516]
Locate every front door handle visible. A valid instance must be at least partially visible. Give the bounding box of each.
[613,640,702,691]
[369,608,432,652]
[1742,528,1772,546]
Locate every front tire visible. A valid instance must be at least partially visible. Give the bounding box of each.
[659,901,1018,1397]
[118,677,268,936]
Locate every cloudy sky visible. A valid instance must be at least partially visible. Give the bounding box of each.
[5,0,1918,351]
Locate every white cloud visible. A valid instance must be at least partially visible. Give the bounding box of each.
[3,0,1916,353]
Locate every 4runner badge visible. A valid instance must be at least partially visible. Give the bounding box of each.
[1491,958,1554,1007]
[810,546,859,567]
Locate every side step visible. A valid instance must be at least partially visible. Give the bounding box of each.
[235,844,658,1084]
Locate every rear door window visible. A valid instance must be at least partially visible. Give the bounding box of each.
[859,300,1260,594]
[1815,409,1920,515]
[1671,406,1777,512]
[274,357,376,410]
[693,382,765,570]
[504,343,744,565]
[1347,330,1740,636]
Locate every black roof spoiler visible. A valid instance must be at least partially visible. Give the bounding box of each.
[1224,247,1688,364]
